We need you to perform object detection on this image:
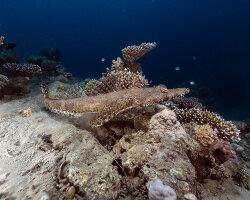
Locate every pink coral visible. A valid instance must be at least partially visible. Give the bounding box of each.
[213,140,236,163]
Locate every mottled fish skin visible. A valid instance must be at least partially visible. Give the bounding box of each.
[43,86,189,127]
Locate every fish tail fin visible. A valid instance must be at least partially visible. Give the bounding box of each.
[41,84,50,98]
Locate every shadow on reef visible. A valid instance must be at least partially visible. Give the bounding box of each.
[0,37,249,199]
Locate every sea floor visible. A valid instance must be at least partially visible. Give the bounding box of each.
[0,90,249,200]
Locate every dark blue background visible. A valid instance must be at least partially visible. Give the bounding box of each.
[0,0,250,120]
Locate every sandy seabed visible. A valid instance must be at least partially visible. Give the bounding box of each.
[0,91,249,200]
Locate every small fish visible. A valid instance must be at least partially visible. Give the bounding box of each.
[175,66,181,71]
[101,58,105,62]
[0,36,4,46]
[190,81,195,86]
[192,56,197,61]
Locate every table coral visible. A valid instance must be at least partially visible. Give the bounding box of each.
[43,86,189,127]
[122,42,157,63]
[3,62,41,77]
[174,108,240,142]
[121,42,156,73]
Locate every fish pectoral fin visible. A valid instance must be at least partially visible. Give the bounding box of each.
[90,97,139,127]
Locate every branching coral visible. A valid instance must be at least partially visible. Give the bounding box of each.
[43,86,189,127]
[87,69,148,96]
[111,57,126,72]
[3,63,41,77]
[174,108,240,142]
[173,97,203,109]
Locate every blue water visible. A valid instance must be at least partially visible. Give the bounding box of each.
[1,0,250,120]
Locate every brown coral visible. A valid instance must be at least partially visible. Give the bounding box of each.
[120,42,156,73]
[122,42,157,63]
[43,86,189,127]
[84,79,100,96]
[173,97,203,109]
[88,70,148,96]
[174,108,240,142]
[195,124,219,150]
[2,63,41,77]
[194,124,219,157]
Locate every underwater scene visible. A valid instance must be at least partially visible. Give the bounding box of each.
[0,0,249,199]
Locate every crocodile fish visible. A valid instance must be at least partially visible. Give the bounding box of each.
[42,85,189,127]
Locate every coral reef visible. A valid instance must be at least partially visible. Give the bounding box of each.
[146,179,177,200]
[174,108,240,142]
[87,69,148,96]
[183,122,237,179]
[2,63,41,77]
[43,86,189,127]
